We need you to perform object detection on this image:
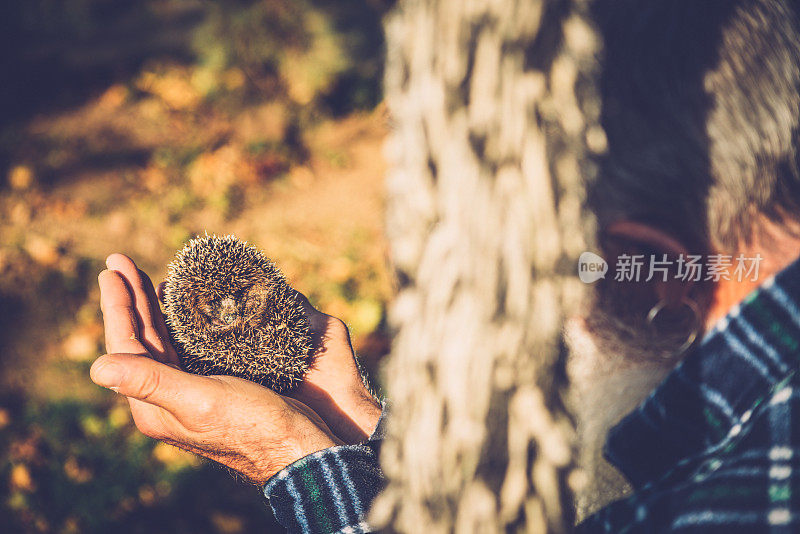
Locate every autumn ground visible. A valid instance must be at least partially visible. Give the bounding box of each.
[0,1,392,531]
[0,87,391,400]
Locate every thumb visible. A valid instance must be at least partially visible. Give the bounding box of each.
[91,353,201,410]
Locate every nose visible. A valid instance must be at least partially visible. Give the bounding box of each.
[220,297,238,325]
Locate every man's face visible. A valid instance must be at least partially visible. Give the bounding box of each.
[566,280,685,518]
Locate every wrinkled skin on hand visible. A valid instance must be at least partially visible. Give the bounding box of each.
[91,254,381,485]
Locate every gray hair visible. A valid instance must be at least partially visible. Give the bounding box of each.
[591,0,800,252]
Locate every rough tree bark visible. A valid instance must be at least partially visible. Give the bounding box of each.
[372,0,605,532]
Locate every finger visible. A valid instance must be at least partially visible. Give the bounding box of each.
[138,270,179,365]
[99,270,149,355]
[156,282,166,305]
[91,353,209,413]
[106,254,173,363]
[291,289,316,314]
[127,396,186,441]
[290,289,329,335]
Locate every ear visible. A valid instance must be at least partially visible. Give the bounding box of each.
[602,220,696,305]
[243,283,270,319]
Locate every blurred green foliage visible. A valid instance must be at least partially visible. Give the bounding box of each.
[0,0,389,126]
[193,2,342,102]
[1,395,279,533]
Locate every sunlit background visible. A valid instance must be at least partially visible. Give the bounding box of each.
[0,1,393,531]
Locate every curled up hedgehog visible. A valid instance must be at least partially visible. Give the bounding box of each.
[163,235,313,393]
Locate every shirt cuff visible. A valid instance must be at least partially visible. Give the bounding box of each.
[368,402,388,441]
[263,442,384,534]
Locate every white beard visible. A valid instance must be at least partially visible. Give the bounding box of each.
[565,316,679,522]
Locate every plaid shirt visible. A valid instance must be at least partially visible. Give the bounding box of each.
[263,407,387,533]
[578,255,800,532]
[266,257,800,533]
[263,443,383,534]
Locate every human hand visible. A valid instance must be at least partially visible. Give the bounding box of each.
[288,294,382,443]
[153,271,383,444]
[91,254,341,485]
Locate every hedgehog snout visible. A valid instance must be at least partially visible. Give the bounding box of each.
[219,297,239,325]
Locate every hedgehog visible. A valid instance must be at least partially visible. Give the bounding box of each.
[162,234,313,393]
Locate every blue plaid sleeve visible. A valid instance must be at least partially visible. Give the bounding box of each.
[368,402,388,441]
[263,442,385,534]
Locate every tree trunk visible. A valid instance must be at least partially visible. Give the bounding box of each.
[372,0,604,532]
